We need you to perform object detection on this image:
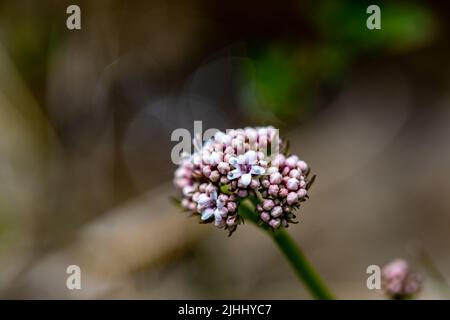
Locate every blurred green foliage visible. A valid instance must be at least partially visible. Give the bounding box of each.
[240,1,438,124]
[316,1,437,53]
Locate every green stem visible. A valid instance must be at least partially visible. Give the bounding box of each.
[238,199,334,300]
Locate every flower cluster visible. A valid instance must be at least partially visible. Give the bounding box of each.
[174,127,313,235]
[381,259,422,299]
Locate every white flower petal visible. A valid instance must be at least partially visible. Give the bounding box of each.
[239,173,252,188]
[228,157,240,167]
[227,168,242,180]
[214,210,223,223]
[201,208,215,221]
[250,165,265,175]
[216,198,224,209]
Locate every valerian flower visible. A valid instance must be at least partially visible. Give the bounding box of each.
[227,151,266,188]
[173,126,313,235]
[381,259,422,299]
[198,190,227,226]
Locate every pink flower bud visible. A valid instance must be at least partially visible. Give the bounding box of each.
[261,212,271,222]
[223,153,232,162]
[175,167,188,178]
[182,185,196,196]
[205,184,216,194]
[297,160,308,172]
[270,172,283,184]
[258,127,268,136]
[262,179,271,188]
[218,194,229,203]
[282,166,290,176]
[285,155,299,168]
[286,178,299,191]
[227,202,237,213]
[271,154,285,168]
[215,219,225,228]
[224,146,234,155]
[268,184,279,196]
[202,152,211,164]
[217,162,230,174]
[209,170,220,182]
[287,192,298,205]
[279,188,288,198]
[231,138,242,149]
[175,178,190,189]
[181,198,190,208]
[188,202,197,211]
[246,128,258,143]
[226,215,237,226]
[183,162,194,170]
[271,206,283,218]
[297,189,307,198]
[269,218,281,229]
[202,166,212,177]
[218,207,228,217]
[199,183,207,193]
[250,179,260,189]
[214,143,224,152]
[289,169,301,179]
[262,199,275,211]
[258,135,268,149]
[192,192,201,202]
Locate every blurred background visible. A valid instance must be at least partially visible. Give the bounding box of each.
[0,0,449,299]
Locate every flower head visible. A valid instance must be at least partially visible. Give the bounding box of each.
[173,126,313,235]
[381,259,422,299]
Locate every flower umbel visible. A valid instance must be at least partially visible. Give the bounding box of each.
[173,126,313,235]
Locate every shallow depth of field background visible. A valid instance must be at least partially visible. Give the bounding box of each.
[0,0,449,299]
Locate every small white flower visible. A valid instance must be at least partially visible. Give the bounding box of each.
[197,191,226,223]
[226,150,266,188]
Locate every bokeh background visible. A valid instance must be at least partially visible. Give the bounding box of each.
[0,0,449,299]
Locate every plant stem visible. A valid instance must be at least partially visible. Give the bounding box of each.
[238,199,334,300]
[271,229,334,300]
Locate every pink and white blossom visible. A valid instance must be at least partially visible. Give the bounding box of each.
[173,126,312,234]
